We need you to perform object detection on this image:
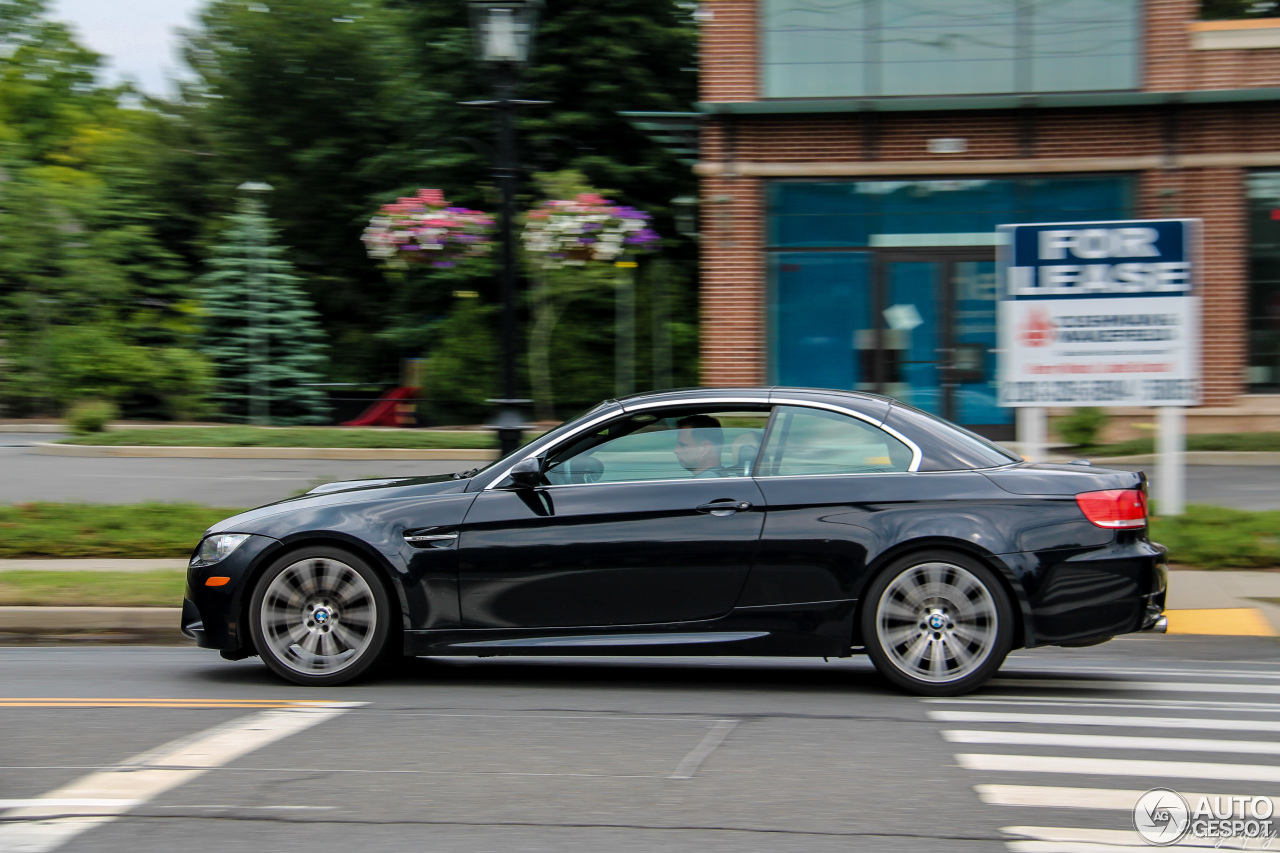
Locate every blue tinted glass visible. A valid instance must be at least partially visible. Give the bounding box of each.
[769,252,872,389]
[950,260,1010,427]
[769,183,871,246]
[884,261,941,414]
[770,177,1133,248]
[1020,176,1133,223]
[875,180,1015,237]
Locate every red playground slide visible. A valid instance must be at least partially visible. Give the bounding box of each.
[341,386,419,427]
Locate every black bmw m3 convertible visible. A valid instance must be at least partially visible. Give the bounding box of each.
[182,387,1168,695]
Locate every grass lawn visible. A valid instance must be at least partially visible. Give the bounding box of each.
[0,571,185,606]
[0,500,1276,601]
[1149,505,1280,570]
[59,426,497,449]
[0,503,236,559]
[1078,432,1280,457]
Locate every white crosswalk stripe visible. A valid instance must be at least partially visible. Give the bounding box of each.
[931,664,1280,852]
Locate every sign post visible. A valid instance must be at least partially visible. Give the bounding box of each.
[997,219,1201,514]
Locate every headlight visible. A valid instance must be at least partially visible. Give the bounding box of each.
[194,533,251,566]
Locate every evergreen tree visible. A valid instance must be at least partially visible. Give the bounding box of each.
[198,195,330,424]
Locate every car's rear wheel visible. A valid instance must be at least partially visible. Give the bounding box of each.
[248,547,391,686]
[861,550,1013,696]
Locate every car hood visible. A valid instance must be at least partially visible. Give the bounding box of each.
[205,473,473,536]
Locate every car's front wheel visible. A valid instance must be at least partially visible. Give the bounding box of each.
[861,550,1013,697]
[248,547,392,686]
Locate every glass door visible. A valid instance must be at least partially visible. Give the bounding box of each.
[878,258,944,416]
[874,252,1012,439]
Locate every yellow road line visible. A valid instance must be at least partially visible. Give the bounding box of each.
[0,696,335,701]
[1165,608,1278,637]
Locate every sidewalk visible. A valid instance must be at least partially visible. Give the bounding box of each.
[1,562,1276,641]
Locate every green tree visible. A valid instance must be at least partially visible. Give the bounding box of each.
[176,0,699,392]
[420,297,498,423]
[0,1,211,419]
[181,0,419,382]
[198,196,330,424]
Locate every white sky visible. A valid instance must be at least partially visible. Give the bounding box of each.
[49,0,206,96]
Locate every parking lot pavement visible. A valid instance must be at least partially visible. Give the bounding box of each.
[1,637,1278,852]
[1109,464,1280,512]
[3,442,1277,509]
[0,445,486,506]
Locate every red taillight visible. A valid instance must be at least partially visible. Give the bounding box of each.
[1076,489,1148,529]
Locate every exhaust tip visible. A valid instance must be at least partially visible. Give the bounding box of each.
[1144,615,1168,634]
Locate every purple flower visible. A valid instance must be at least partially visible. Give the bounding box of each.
[432,260,455,268]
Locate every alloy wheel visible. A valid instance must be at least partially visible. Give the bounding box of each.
[874,560,999,684]
[258,556,379,677]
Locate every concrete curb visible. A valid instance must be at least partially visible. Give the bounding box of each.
[0,560,187,573]
[0,604,185,645]
[32,442,499,461]
[0,606,181,635]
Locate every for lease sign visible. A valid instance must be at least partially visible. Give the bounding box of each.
[997,219,1201,407]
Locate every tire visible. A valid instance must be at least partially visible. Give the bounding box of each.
[248,546,393,687]
[860,550,1013,697]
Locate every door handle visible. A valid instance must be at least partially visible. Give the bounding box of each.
[696,499,753,517]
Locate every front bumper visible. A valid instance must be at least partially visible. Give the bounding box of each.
[181,533,281,651]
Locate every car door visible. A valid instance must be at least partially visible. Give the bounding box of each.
[457,406,770,629]
[738,403,920,607]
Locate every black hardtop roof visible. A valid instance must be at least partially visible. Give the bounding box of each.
[610,386,902,409]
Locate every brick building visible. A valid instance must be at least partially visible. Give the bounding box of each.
[692,0,1280,439]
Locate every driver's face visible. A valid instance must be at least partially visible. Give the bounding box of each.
[674,427,709,472]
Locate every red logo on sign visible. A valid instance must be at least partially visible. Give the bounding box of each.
[1021,310,1056,347]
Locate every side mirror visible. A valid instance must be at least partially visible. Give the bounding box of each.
[506,456,545,488]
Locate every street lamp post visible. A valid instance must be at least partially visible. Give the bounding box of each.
[466,0,543,457]
[238,181,274,426]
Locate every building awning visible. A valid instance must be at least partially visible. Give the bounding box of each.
[697,87,1280,116]
[619,111,700,166]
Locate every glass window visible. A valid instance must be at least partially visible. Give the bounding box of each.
[1028,0,1140,93]
[761,0,870,98]
[768,252,872,390]
[758,406,913,476]
[768,176,1134,249]
[543,409,771,485]
[760,0,1140,98]
[878,0,1017,97]
[1246,172,1280,392]
[1201,1,1280,21]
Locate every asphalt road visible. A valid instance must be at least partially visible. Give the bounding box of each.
[1,438,1276,509]
[1,636,1278,852]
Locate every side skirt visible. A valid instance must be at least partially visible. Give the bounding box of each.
[403,599,857,658]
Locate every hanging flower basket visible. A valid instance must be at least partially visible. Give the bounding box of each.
[522,193,660,269]
[362,189,495,269]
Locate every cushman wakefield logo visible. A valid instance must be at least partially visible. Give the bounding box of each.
[1134,788,1275,846]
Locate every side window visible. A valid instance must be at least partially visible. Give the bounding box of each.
[543,408,771,485]
[759,406,913,476]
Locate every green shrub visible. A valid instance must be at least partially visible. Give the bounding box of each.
[65,400,118,434]
[1057,407,1109,446]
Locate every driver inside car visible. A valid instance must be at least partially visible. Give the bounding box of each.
[673,414,731,478]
